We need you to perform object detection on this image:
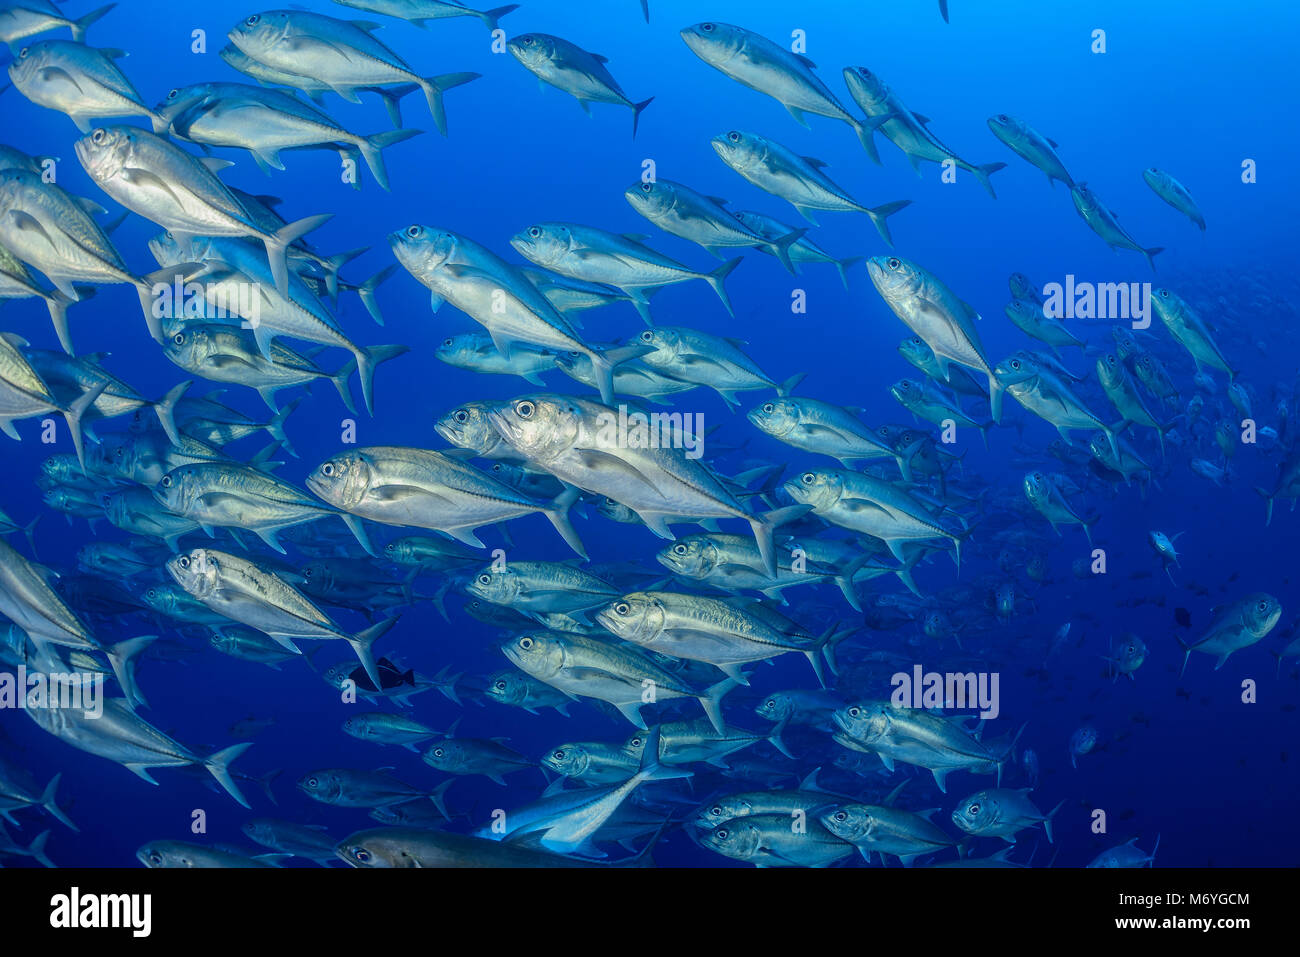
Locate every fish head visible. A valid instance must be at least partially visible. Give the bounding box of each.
[1095,353,1124,389]
[865,254,926,306]
[141,583,180,616]
[819,804,872,842]
[389,224,456,283]
[422,740,464,773]
[543,743,590,778]
[695,795,755,830]
[897,336,934,367]
[951,790,1001,835]
[1008,272,1035,300]
[680,21,746,65]
[299,560,336,593]
[241,820,272,845]
[890,378,922,407]
[501,631,563,679]
[227,11,291,57]
[1070,727,1097,752]
[623,178,679,219]
[297,770,341,803]
[466,563,519,605]
[306,450,372,511]
[166,547,220,599]
[597,497,635,522]
[595,591,664,644]
[148,230,195,268]
[1150,286,1179,323]
[154,83,216,131]
[754,692,793,723]
[552,350,592,381]
[163,322,216,369]
[832,701,888,743]
[74,126,135,186]
[434,332,486,366]
[710,129,764,172]
[842,66,890,112]
[656,537,713,577]
[152,465,194,514]
[137,841,198,868]
[505,32,558,70]
[698,819,762,860]
[1142,167,1168,190]
[1087,432,1112,462]
[1242,594,1283,637]
[994,354,1036,385]
[485,671,523,705]
[488,394,582,462]
[434,401,501,454]
[630,326,677,362]
[6,40,56,88]
[509,222,571,268]
[985,114,1024,140]
[746,397,800,437]
[783,468,842,510]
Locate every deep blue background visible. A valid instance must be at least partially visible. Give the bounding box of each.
[0,0,1297,867]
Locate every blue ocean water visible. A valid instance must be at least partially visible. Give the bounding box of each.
[0,0,1297,868]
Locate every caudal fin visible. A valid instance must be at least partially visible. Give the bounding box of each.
[151,379,190,448]
[704,256,743,316]
[419,72,481,136]
[974,162,1008,199]
[71,4,116,42]
[265,213,333,299]
[357,264,397,326]
[478,4,520,32]
[748,503,813,576]
[106,634,158,711]
[62,379,108,475]
[1143,246,1165,273]
[864,200,912,248]
[853,112,895,165]
[358,128,423,191]
[543,485,587,559]
[347,616,401,689]
[40,774,78,832]
[203,742,254,808]
[766,227,807,275]
[631,97,654,139]
[353,343,410,416]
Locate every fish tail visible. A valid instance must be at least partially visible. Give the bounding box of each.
[151,379,191,448]
[354,263,397,327]
[363,83,419,129]
[853,112,893,165]
[479,4,521,32]
[320,246,369,305]
[354,343,410,416]
[631,96,654,139]
[835,255,864,290]
[62,379,108,475]
[358,128,423,191]
[1254,486,1274,525]
[1143,246,1165,273]
[777,372,805,397]
[419,72,481,136]
[705,256,744,316]
[975,162,1008,199]
[330,357,359,415]
[39,773,77,832]
[768,714,796,759]
[71,3,116,43]
[587,348,618,405]
[939,0,950,22]
[266,213,332,299]
[26,829,54,868]
[637,726,692,782]
[699,677,738,734]
[987,371,1005,424]
[544,484,588,559]
[750,503,812,576]
[44,288,77,354]
[21,513,41,559]
[203,742,254,809]
[1043,798,1066,844]
[864,199,911,248]
[106,634,158,712]
[266,396,304,456]
[638,0,650,22]
[766,226,807,275]
[348,616,401,689]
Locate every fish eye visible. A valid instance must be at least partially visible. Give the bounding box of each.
[997,114,1008,122]
[801,472,814,484]
[727,131,740,142]
[306,776,317,787]
[615,602,631,615]
[321,463,334,476]
[91,129,108,145]
[640,330,654,342]
[516,400,535,418]
[148,852,163,865]
[640,182,652,193]
[1158,289,1170,298]
[630,737,642,747]
[432,748,444,757]
[246,14,259,24]
[673,544,687,555]
[835,810,848,822]
[494,680,506,690]
[528,227,541,238]
[442,337,453,347]
[887,257,901,269]
[1258,600,1269,612]
[847,707,860,717]
[354,849,371,863]
[1010,359,1021,370]
[762,403,774,413]
[522,35,534,44]
[172,332,184,345]
[519,637,533,649]
[178,556,190,568]
[553,749,564,759]
[702,22,715,32]
[710,805,723,815]
[454,410,468,423]
[716,828,728,839]
[968,803,980,814]
[765,699,775,709]
[477,574,491,585]
[405,225,421,238]
[167,89,179,100]
[160,475,172,487]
